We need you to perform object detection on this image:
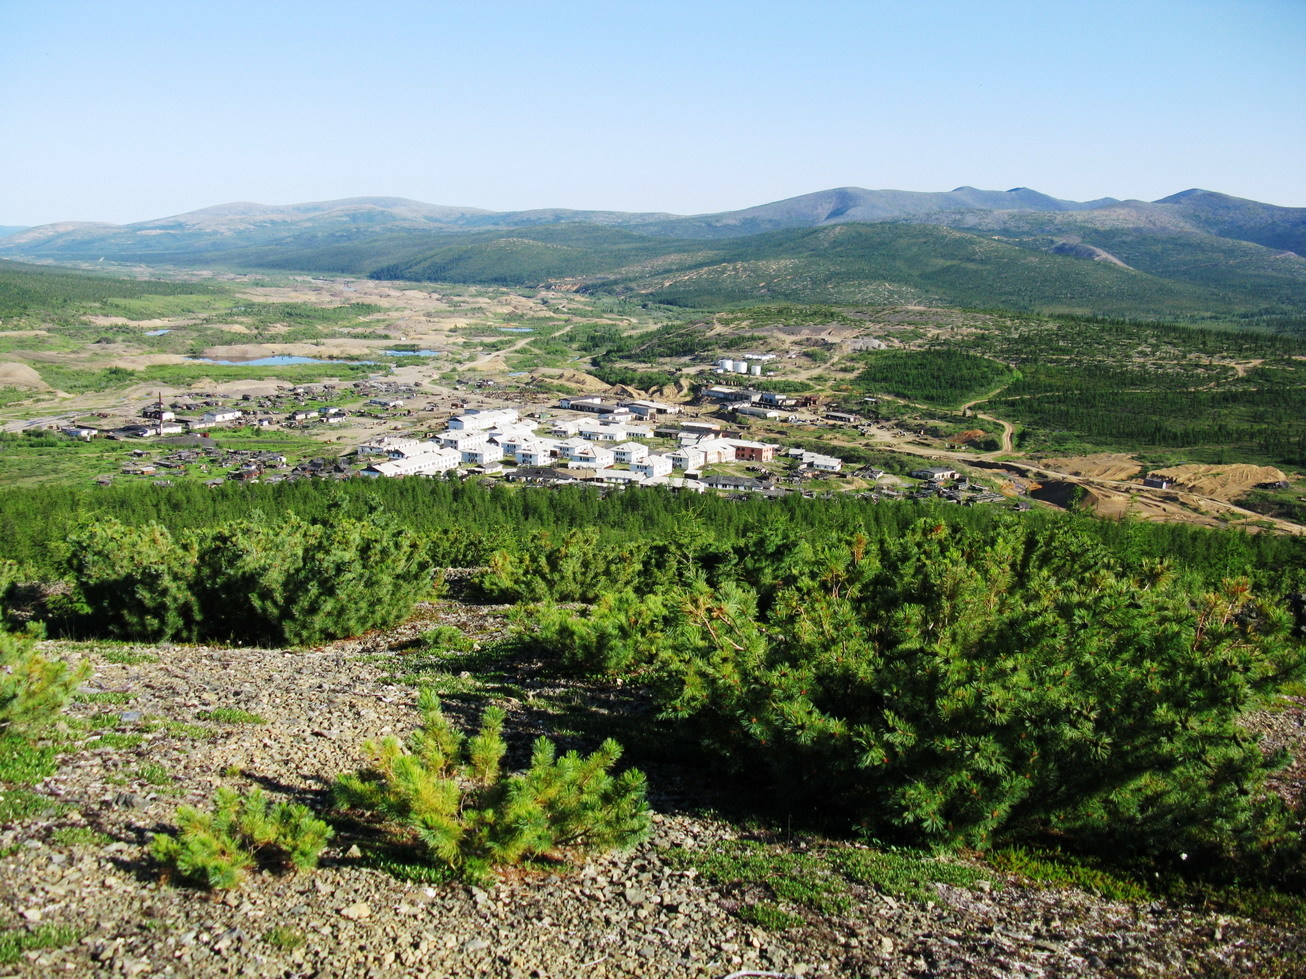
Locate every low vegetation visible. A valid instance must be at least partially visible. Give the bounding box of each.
[0,628,89,737]
[334,690,652,883]
[63,512,436,645]
[516,518,1306,877]
[151,787,333,889]
[0,924,83,965]
[853,348,1015,407]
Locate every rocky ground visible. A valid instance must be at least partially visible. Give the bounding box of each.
[2,597,1304,978]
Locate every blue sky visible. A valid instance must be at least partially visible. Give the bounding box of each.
[3,0,1303,225]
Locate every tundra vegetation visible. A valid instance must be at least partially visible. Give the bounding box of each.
[149,787,333,890]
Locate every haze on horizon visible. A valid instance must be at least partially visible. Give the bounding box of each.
[3,0,1304,227]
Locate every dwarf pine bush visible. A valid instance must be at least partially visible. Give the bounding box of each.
[334,689,651,881]
[0,628,89,738]
[150,787,333,889]
[657,520,1304,860]
[522,588,674,674]
[476,529,644,603]
[64,513,436,646]
[64,521,200,641]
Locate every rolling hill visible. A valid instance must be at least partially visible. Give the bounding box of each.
[3,187,1304,320]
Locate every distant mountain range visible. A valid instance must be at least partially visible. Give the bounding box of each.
[3,187,1304,317]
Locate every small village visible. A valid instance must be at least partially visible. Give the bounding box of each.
[37,371,1049,508]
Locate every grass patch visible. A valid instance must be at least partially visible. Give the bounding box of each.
[421,624,472,652]
[0,787,68,822]
[1157,878,1306,931]
[669,837,998,926]
[359,850,459,886]
[71,691,136,705]
[135,762,171,785]
[265,926,307,951]
[92,732,145,750]
[988,846,1306,930]
[831,846,996,903]
[988,847,1148,903]
[55,640,158,665]
[667,839,851,916]
[196,708,266,725]
[61,713,122,736]
[378,644,524,700]
[401,670,482,697]
[737,901,805,931]
[50,826,112,847]
[146,720,213,740]
[0,924,82,964]
[0,736,59,784]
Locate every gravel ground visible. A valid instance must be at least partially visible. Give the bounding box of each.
[2,600,1303,978]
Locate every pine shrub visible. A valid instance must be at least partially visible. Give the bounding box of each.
[63,513,436,646]
[64,520,199,641]
[522,588,674,674]
[0,628,89,738]
[150,787,333,890]
[476,529,644,603]
[334,690,651,881]
[658,520,1305,859]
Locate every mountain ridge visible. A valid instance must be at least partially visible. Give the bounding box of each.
[10,185,1299,252]
[3,186,1303,320]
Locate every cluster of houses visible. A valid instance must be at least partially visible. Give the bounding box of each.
[907,466,1008,505]
[61,379,427,441]
[355,400,844,487]
[62,382,1022,506]
[112,443,353,485]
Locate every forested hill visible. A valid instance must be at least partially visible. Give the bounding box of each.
[3,187,1304,320]
[12,221,1298,321]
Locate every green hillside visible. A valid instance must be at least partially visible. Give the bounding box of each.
[191,222,1302,320]
[4,186,1305,322]
[599,224,1254,315]
[0,259,225,320]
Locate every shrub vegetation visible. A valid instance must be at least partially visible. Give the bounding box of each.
[63,512,435,645]
[150,787,333,890]
[0,628,89,738]
[334,690,651,882]
[519,518,1305,873]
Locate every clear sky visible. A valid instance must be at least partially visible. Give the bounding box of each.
[3,0,1304,226]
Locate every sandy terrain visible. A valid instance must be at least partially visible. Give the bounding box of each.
[1147,464,1289,501]
[1039,453,1142,482]
[0,362,50,389]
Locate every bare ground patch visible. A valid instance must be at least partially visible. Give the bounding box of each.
[0,362,51,390]
[1149,464,1289,501]
[1039,453,1142,482]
